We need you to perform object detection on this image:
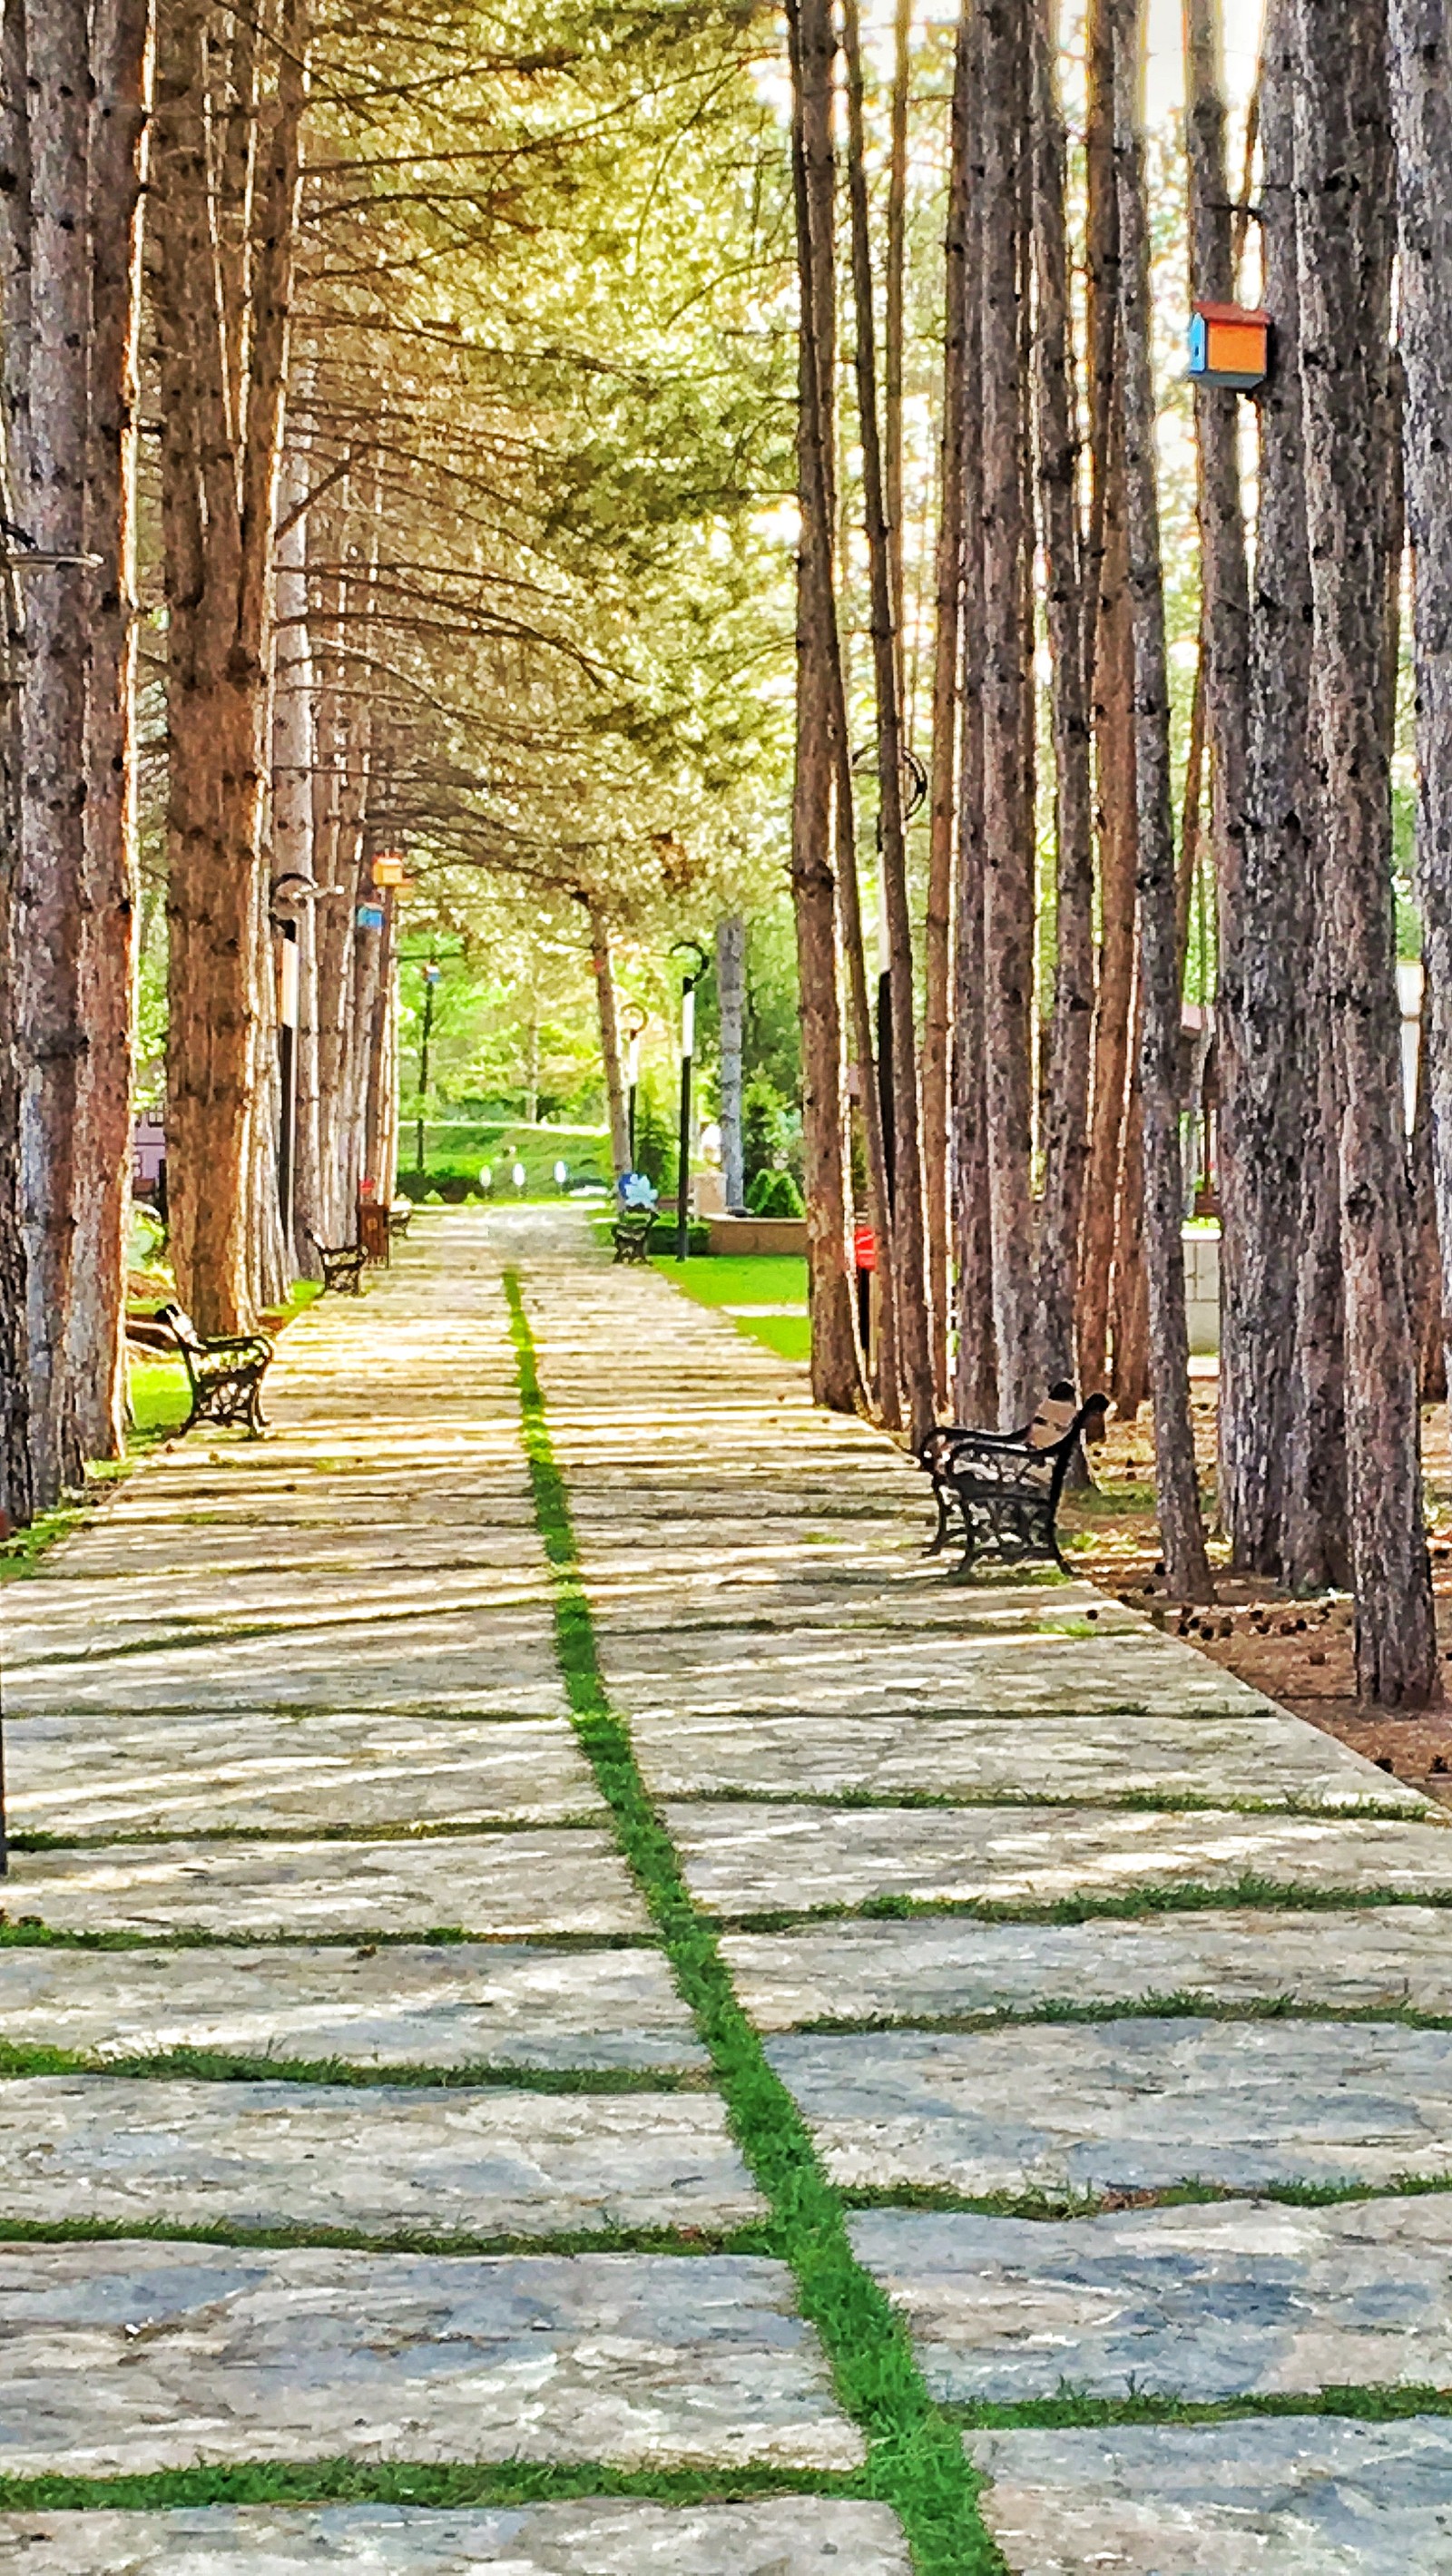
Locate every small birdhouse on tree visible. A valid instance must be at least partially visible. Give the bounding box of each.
[1188,301,1270,390]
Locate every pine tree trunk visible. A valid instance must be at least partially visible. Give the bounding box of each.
[1283,933,1352,1592]
[1077,0,1136,1421]
[716,913,746,1211]
[976,0,1037,1428]
[1184,0,1256,1551]
[1221,0,1320,1572]
[841,0,936,1444]
[591,907,632,1182]
[1114,0,1213,1601]
[1412,969,1447,1399]
[153,0,307,1334]
[68,0,150,1465]
[786,0,861,1415]
[15,0,90,1503]
[1031,0,1094,1388]
[0,440,31,1530]
[1390,0,1452,1415]
[272,439,319,1270]
[884,0,910,684]
[1294,0,1437,1701]
[951,7,996,1427]
[923,0,973,1405]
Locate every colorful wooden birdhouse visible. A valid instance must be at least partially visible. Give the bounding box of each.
[1188,301,1270,390]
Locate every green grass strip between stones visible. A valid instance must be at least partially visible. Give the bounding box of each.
[502,1268,1004,2576]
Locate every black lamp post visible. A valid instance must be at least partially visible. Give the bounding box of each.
[623,1007,648,1170]
[672,941,708,1262]
[417,958,441,1173]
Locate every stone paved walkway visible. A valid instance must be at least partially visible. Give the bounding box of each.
[3,1208,1451,2571]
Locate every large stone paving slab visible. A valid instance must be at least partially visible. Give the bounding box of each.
[4,1609,567,1719]
[2,1567,554,1659]
[0,2077,761,2236]
[631,1708,1414,1812]
[769,2018,1452,2195]
[0,2500,913,2573]
[5,1830,647,1937]
[0,1940,705,2070]
[0,2242,864,2473]
[724,1905,1452,2028]
[966,2416,1452,2572]
[853,2195,1452,2400]
[602,1631,1275,1720]
[667,1802,1452,1915]
[5,1711,602,1836]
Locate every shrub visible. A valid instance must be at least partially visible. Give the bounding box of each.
[741,1073,787,1193]
[746,1167,804,1219]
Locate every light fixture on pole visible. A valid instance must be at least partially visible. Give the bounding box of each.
[416,958,441,1174]
[623,1007,648,1169]
[671,941,708,1263]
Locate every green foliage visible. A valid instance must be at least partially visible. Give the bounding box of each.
[629,1078,677,1192]
[745,1167,804,1219]
[741,1073,788,1192]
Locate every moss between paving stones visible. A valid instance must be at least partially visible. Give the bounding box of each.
[0,2213,780,2262]
[0,1921,658,1952]
[788,1994,1452,2038]
[502,1270,1004,2576]
[946,2383,1452,2433]
[720,1876,1452,1934]
[0,2040,708,2091]
[676,1788,1433,1821]
[840,2170,1452,2224]
[0,2461,862,2515]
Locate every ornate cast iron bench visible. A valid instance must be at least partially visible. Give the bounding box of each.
[612,1210,658,1265]
[307,1228,367,1295]
[156,1303,274,1436]
[388,1201,413,1242]
[917,1381,1109,1578]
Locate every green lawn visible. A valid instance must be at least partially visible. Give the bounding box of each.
[649,1252,810,1364]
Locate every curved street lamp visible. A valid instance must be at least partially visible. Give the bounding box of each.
[622,1006,649,1170]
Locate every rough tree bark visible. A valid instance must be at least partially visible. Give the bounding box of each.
[1184,0,1257,1560]
[1294,0,1437,1701]
[841,0,936,1445]
[0,432,30,1528]
[15,0,90,1504]
[976,0,1037,1428]
[1390,0,1452,1408]
[1077,0,1137,1424]
[1114,0,1214,1600]
[923,0,973,1405]
[951,0,996,1425]
[66,0,151,1464]
[154,0,308,1332]
[785,0,862,1415]
[715,913,746,1212]
[884,0,910,687]
[272,436,319,1272]
[1239,0,1345,1584]
[1031,0,1094,1388]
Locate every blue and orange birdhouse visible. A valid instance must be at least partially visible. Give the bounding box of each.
[1188,301,1270,390]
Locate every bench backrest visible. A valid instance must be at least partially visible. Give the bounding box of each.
[155,1301,201,1355]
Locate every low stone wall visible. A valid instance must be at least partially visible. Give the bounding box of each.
[706,1216,809,1258]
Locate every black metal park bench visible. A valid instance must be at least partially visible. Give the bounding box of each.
[156,1303,274,1436]
[612,1210,658,1265]
[307,1227,367,1295]
[917,1382,1109,1578]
